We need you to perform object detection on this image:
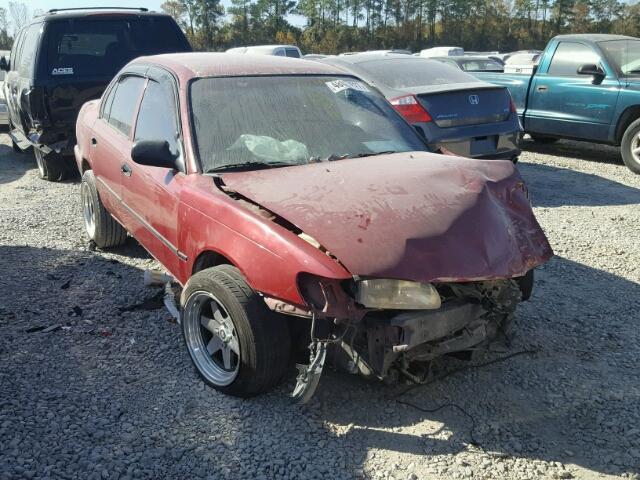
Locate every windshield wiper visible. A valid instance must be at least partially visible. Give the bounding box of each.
[206,161,292,173]
[349,150,398,158]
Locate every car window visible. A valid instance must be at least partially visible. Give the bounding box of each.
[18,23,41,78]
[10,29,25,72]
[189,75,426,172]
[274,49,286,56]
[46,17,190,77]
[548,42,601,76]
[285,48,300,58]
[107,75,146,137]
[134,79,179,156]
[357,58,480,88]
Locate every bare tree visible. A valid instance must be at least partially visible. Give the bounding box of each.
[8,1,28,34]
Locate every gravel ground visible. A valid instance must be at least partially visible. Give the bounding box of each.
[1,133,639,480]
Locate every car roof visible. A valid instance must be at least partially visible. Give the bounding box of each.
[320,53,432,66]
[34,8,169,22]
[131,52,350,80]
[553,34,638,44]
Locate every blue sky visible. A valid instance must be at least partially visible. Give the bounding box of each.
[0,0,306,30]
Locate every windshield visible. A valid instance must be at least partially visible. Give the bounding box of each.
[458,59,504,72]
[356,58,479,89]
[189,75,426,172]
[600,40,640,75]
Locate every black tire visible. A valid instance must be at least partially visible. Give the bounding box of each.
[620,117,640,174]
[181,265,291,397]
[530,135,558,144]
[515,269,534,301]
[34,148,66,181]
[81,170,127,248]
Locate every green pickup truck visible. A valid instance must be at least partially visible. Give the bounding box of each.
[474,34,640,173]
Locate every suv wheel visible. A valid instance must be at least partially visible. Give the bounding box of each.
[181,265,290,397]
[34,149,65,181]
[621,117,640,174]
[81,170,127,248]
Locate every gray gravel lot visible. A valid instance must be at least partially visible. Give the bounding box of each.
[1,133,639,480]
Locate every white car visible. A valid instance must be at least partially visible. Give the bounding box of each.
[419,46,464,58]
[226,44,302,58]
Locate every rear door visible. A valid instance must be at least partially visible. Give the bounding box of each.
[91,74,146,222]
[526,41,620,140]
[124,69,186,273]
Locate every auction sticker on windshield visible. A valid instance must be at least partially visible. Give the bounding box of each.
[325,79,370,93]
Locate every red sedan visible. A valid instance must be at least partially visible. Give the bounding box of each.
[75,53,552,400]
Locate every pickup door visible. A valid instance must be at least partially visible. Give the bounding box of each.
[526,40,620,141]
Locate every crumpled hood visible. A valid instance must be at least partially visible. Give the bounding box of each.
[221,152,553,282]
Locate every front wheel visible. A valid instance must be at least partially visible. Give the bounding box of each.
[181,265,290,397]
[620,117,640,174]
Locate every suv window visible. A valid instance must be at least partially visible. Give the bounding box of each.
[106,75,145,137]
[46,17,190,77]
[548,42,601,76]
[285,48,300,58]
[18,23,41,78]
[10,28,25,73]
[134,80,179,156]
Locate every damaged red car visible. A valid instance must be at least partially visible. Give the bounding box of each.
[75,53,552,400]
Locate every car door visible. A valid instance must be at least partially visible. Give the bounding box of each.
[90,74,146,224]
[526,41,620,141]
[123,70,186,274]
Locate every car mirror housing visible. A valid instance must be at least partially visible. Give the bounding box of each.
[0,56,9,72]
[577,63,605,82]
[131,140,177,170]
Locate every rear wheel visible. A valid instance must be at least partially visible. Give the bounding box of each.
[81,170,127,248]
[181,265,290,397]
[620,117,640,174]
[530,135,558,144]
[34,148,66,181]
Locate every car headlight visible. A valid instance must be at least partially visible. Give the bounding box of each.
[355,278,441,310]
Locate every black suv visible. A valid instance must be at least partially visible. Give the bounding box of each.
[0,7,191,181]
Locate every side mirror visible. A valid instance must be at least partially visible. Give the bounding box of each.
[131,140,177,169]
[0,56,9,72]
[577,63,605,82]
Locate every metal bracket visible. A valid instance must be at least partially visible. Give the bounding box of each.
[291,340,327,404]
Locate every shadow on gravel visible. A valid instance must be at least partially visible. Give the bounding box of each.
[520,138,623,166]
[1,246,638,479]
[311,254,640,478]
[518,161,640,207]
[0,142,34,185]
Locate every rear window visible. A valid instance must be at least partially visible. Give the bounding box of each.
[46,17,190,77]
[285,48,300,58]
[458,59,503,72]
[357,58,480,89]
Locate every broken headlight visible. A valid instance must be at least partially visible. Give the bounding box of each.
[355,279,441,310]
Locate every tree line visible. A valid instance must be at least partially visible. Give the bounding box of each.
[163,0,640,53]
[0,0,638,54]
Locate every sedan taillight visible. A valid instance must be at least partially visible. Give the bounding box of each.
[390,95,432,123]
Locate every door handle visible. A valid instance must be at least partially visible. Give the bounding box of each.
[121,163,132,177]
[90,137,97,147]
[536,85,548,92]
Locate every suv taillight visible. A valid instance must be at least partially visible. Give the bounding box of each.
[390,95,432,123]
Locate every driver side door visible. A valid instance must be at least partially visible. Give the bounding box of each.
[527,41,620,141]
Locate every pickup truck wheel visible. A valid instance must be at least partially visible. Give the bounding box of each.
[530,135,558,144]
[81,170,127,248]
[181,265,291,397]
[34,149,65,181]
[621,118,640,174]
